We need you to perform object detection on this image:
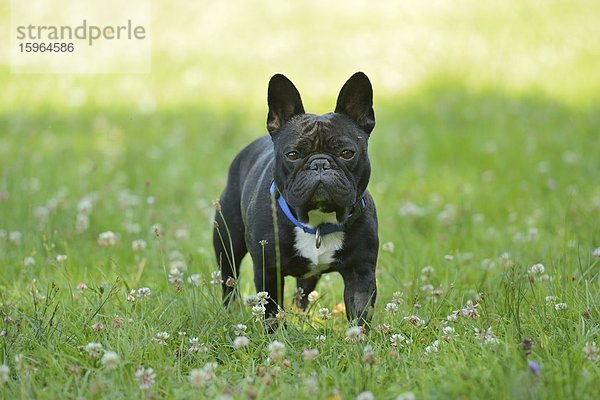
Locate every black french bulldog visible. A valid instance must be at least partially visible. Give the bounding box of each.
[213,72,378,327]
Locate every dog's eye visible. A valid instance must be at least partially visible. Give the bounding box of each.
[285,151,300,161]
[340,150,355,160]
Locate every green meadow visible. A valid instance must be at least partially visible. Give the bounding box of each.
[1,0,599,398]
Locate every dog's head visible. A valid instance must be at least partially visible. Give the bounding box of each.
[267,73,375,223]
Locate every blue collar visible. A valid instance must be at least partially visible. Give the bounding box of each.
[270,181,366,248]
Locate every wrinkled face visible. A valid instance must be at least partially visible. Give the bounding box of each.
[267,72,375,223]
[272,112,370,223]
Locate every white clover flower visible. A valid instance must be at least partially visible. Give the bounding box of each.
[168,249,184,261]
[538,274,550,281]
[318,308,332,320]
[169,259,187,272]
[403,315,425,327]
[315,335,327,343]
[303,348,319,361]
[363,344,377,364]
[124,222,141,234]
[382,241,395,253]
[151,224,162,237]
[35,207,49,225]
[527,227,539,241]
[357,391,375,400]
[392,291,404,305]
[545,296,558,305]
[442,326,457,341]
[425,340,439,353]
[390,333,411,348]
[268,341,286,361]
[513,232,524,243]
[583,342,598,361]
[187,274,202,286]
[529,263,545,274]
[77,197,94,214]
[188,337,208,353]
[345,326,365,343]
[396,391,416,400]
[56,254,68,262]
[134,367,156,390]
[399,201,425,217]
[101,351,120,370]
[75,214,90,233]
[233,336,250,349]
[23,256,36,266]
[384,302,399,314]
[421,266,435,276]
[304,375,319,396]
[175,228,189,241]
[98,231,117,247]
[499,252,512,266]
[209,270,223,285]
[554,303,568,311]
[112,315,124,329]
[474,327,500,345]
[421,284,434,293]
[117,190,140,208]
[244,294,259,306]
[132,239,147,251]
[9,231,22,245]
[592,247,600,259]
[252,304,266,322]
[137,287,151,298]
[307,291,319,303]
[152,332,170,345]
[472,213,485,223]
[562,151,579,165]
[84,342,104,358]
[275,308,286,324]
[256,291,270,305]
[233,324,247,336]
[438,204,456,224]
[460,301,480,319]
[156,332,170,340]
[188,362,217,387]
[168,267,184,285]
[188,368,208,388]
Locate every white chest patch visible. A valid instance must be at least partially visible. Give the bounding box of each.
[294,210,345,269]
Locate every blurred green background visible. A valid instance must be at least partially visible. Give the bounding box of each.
[3,0,600,108]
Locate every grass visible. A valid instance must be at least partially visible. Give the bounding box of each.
[1,0,600,398]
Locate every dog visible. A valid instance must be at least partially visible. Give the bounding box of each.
[213,72,378,327]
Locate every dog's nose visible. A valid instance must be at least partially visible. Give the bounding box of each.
[309,158,332,171]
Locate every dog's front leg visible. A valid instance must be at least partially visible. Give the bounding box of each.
[340,265,377,327]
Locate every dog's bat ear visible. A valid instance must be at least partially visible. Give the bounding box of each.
[267,74,305,135]
[335,72,375,135]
